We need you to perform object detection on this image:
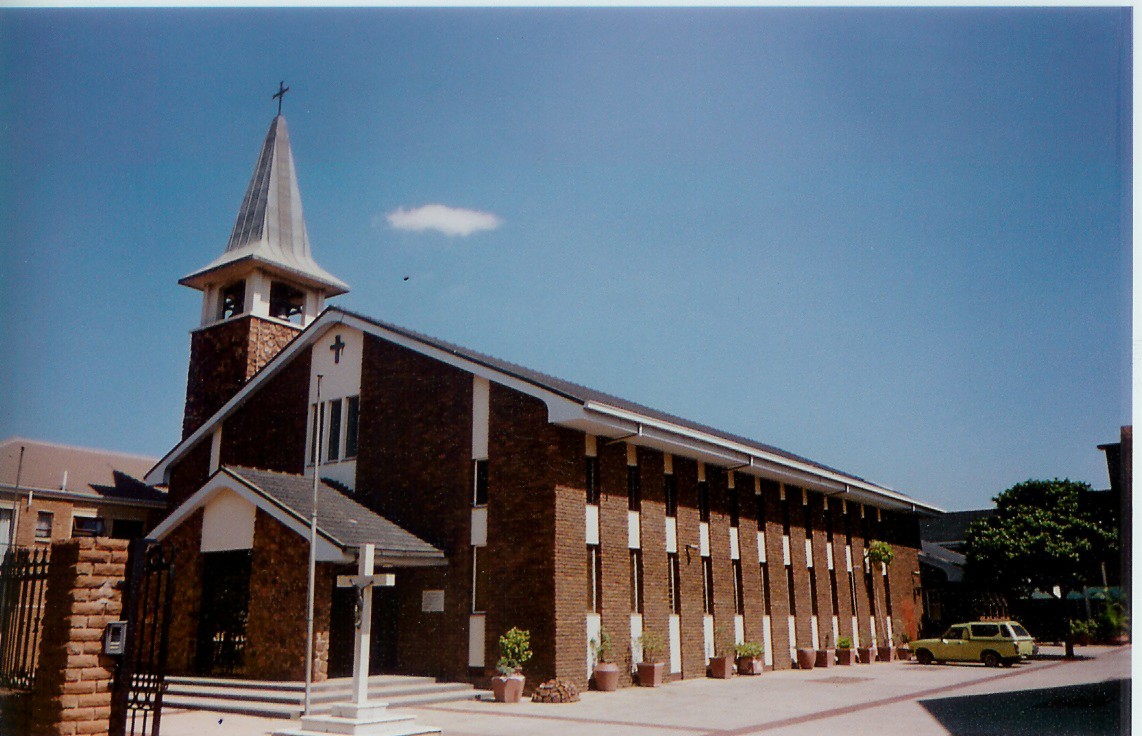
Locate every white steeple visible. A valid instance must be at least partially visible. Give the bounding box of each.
[180,114,349,328]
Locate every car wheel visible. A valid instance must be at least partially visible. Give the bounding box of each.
[916,650,933,665]
[982,651,1000,668]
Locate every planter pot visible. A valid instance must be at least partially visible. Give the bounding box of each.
[857,646,876,664]
[708,655,734,679]
[795,647,816,670]
[877,646,894,662]
[593,662,620,691]
[637,661,665,687]
[814,649,835,668]
[737,656,764,675]
[836,648,856,666]
[895,646,912,661]
[491,674,525,703]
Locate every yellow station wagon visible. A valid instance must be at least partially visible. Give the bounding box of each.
[911,621,1037,667]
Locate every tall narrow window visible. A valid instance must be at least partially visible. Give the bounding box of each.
[345,396,360,458]
[698,481,710,522]
[327,400,342,461]
[732,559,745,615]
[309,403,320,463]
[585,456,600,505]
[630,550,644,613]
[761,563,772,615]
[627,465,641,512]
[35,512,53,540]
[728,487,740,528]
[473,460,489,506]
[702,557,715,615]
[664,474,677,518]
[472,548,488,612]
[588,545,602,613]
[668,553,682,614]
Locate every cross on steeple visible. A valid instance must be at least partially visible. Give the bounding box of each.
[273,81,290,116]
[330,334,346,364]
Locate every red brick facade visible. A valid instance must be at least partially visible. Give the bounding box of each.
[165,322,925,689]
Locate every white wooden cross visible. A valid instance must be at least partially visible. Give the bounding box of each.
[336,543,395,705]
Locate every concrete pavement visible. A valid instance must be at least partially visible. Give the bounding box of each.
[158,645,1129,736]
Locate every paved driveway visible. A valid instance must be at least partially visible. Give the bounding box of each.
[159,645,1129,736]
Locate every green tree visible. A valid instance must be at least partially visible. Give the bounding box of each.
[964,479,1117,658]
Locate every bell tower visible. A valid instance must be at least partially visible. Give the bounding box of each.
[179,106,349,439]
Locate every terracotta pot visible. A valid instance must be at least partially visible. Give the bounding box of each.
[593,662,620,691]
[637,661,665,687]
[708,655,734,679]
[491,674,525,703]
[836,648,856,665]
[814,649,835,668]
[877,646,894,662]
[795,647,816,670]
[858,646,876,664]
[895,646,912,661]
[737,656,764,675]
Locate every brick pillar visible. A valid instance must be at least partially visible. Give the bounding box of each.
[31,538,130,736]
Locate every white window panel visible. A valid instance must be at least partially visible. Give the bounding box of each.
[763,615,773,666]
[669,615,683,673]
[628,511,641,549]
[729,527,740,561]
[810,616,820,650]
[468,614,486,668]
[703,615,715,662]
[734,614,744,646]
[630,614,644,673]
[782,535,791,567]
[665,517,677,554]
[585,504,600,545]
[845,545,853,572]
[586,613,601,678]
[757,531,767,564]
[826,543,834,570]
[804,539,813,568]
[699,522,710,558]
[852,616,860,649]
[471,507,488,547]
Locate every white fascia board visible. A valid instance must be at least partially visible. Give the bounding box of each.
[148,309,585,486]
[580,401,943,514]
[148,468,350,563]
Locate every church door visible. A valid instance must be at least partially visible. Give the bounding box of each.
[195,550,252,676]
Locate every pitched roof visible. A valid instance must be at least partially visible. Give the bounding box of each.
[0,437,163,507]
[226,466,444,560]
[179,115,349,296]
[148,307,942,514]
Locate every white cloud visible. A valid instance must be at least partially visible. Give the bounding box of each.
[386,204,502,237]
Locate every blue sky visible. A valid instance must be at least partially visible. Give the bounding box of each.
[0,8,1130,511]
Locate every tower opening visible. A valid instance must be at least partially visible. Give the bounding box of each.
[219,280,246,320]
[269,281,305,324]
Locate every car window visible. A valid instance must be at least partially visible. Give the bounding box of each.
[998,625,1013,638]
[1009,624,1031,638]
[971,624,1000,638]
[942,627,965,640]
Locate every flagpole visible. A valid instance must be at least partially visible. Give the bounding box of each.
[304,374,323,715]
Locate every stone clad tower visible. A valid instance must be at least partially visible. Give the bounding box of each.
[179,113,349,439]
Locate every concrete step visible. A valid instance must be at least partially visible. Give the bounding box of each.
[163,675,483,719]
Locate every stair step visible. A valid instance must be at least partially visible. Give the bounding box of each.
[163,695,302,719]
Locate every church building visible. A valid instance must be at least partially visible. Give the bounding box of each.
[145,110,940,690]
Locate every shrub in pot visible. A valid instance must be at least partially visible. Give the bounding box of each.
[491,627,532,703]
[735,641,764,675]
[876,643,894,662]
[795,647,816,670]
[815,634,835,668]
[835,636,855,666]
[858,644,877,664]
[707,630,735,679]
[895,631,913,660]
[591,628,619,691]
[636,630,666,687]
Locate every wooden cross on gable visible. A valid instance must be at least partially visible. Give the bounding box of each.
[330,335,347,364]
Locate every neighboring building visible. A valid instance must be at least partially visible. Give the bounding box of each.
[1098,425,1131,605]
[145,112,941,688]
[0,438,164,555]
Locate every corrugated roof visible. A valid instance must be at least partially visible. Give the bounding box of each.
[0,437,162,504]
[179,115,348,296]
[227,466,443,559]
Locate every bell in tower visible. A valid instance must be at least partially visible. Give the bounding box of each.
[179,95,349,439]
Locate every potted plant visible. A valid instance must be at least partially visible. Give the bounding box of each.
[815,634,835,668]
[491,627,532,703]
[895,630,913,661]
[735,641,764,675]
[591,628,619,691]
[866,540,895,663]
[795,646,816,670]
[636,630,666,687]
[707,628,735,679]
[835,636,856,665]
[858,642,877,664]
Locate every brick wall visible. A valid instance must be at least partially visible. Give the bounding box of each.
[245,509,334,681]
[761,486,792,668]
[219,348,311,476]
[30,538,129,736]
[182,315,300,440]
[164,510,204,675]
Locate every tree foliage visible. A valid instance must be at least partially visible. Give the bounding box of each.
[964,479,1116,598]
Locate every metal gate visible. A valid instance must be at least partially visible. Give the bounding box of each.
[110,539,176,736]
[0,547,50,691]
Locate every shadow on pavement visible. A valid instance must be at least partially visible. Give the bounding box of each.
[920,679,1128,736]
